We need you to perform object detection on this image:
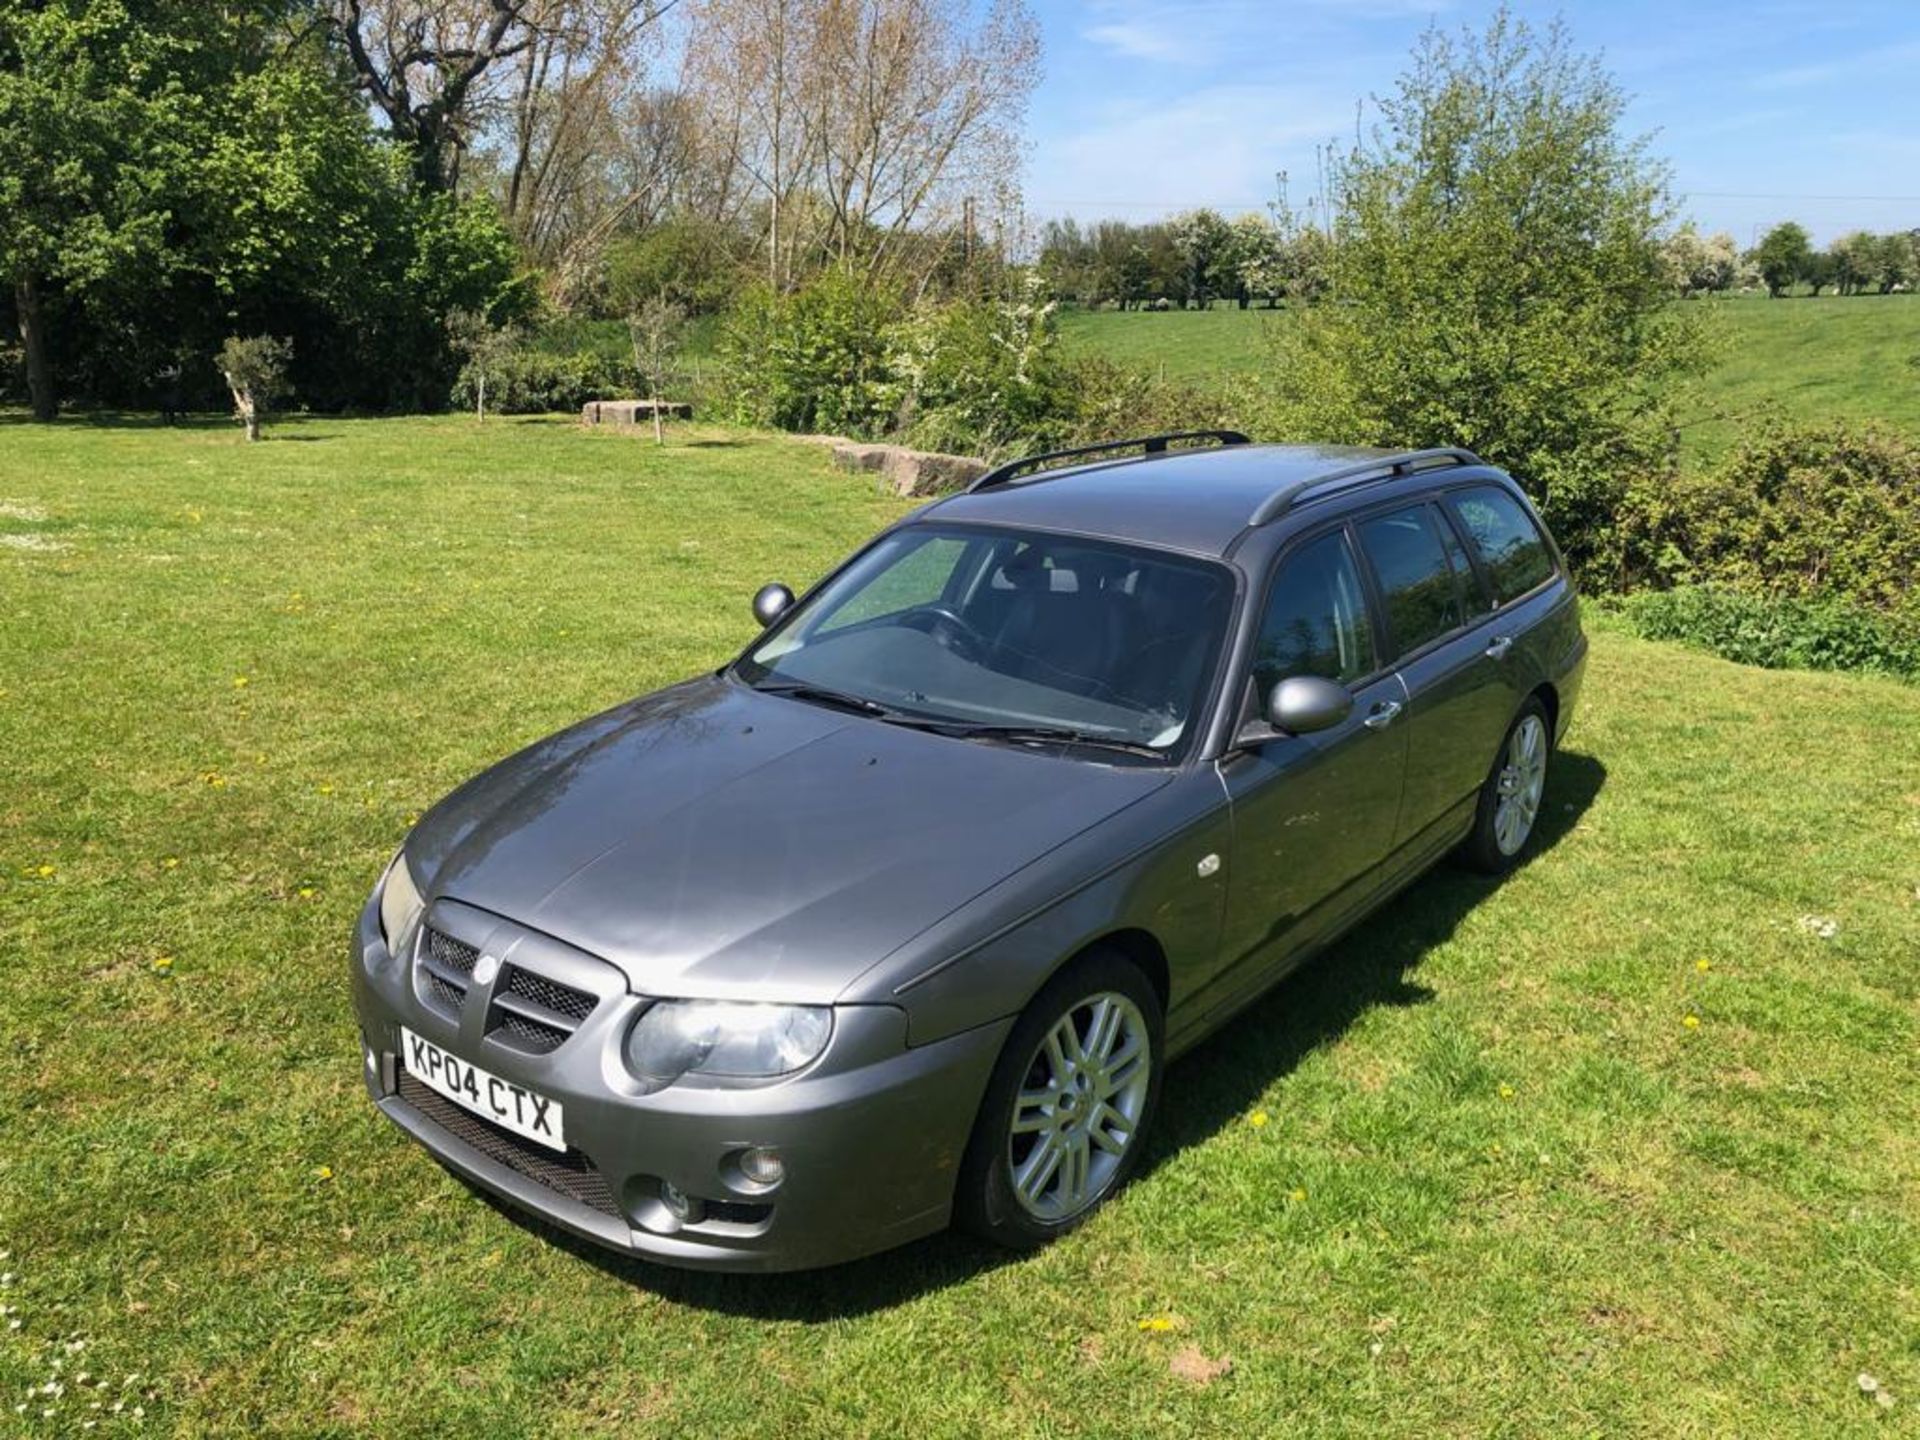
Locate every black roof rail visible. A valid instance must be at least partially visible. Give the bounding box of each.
[1248,446,1483,526]
[965,430,1251,495]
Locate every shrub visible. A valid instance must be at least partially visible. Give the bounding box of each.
[1610,585,1919,681]
[450,349,631,415]
[715,273,901,436]
[890,280,1076,457]
[1625,424,1920,613]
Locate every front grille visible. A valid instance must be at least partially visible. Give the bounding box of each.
[397,1067,622,1220]
[416,927,479,1020]
[486,964,599,1055]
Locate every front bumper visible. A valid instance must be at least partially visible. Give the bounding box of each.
[349,894,1010,1272]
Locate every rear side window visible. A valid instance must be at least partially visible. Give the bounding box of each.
[1254,530,1376,694]
[1449,486,1555,604]
[1356,505,1465,658]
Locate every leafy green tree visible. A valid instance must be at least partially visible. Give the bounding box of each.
[1228,213,1286,308]
[1829,232,1872,295]
[1247,9,1709,576]
[446,307,523,421]
[1864,232,1916,294]
[0,0,231,418]
[1169,208,1233,308]
[1752,222,1811,298]
[217,334,292,440]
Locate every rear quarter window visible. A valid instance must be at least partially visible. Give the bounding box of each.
[1449,486,1555,605]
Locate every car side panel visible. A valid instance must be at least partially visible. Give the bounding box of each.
[838,770,1234,1049]
[1390,628,1512,848]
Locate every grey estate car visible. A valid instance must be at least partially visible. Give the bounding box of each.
[350,432,1587,1272]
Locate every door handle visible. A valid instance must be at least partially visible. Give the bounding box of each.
[1484,635,1514,660]
[1363,700,1402,731]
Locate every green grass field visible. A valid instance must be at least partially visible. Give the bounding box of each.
[1059,294,1920,459]
[2,416,1916,1436]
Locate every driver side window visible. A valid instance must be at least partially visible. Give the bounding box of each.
[1253,530,1376,701]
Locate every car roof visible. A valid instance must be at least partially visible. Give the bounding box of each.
[918,442,1498,558]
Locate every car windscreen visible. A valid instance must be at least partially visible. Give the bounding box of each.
[735,525,1235,758]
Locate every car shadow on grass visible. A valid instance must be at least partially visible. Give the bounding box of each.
[479,750,1606,1321]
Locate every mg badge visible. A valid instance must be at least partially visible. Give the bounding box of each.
[472,953,501,986]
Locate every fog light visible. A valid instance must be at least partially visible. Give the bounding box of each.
[659,1180,702,1223]
[738,1146,785,1186]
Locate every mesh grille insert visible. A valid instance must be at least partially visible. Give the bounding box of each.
[424,928,479,975]
[426,973,466,1016]
[494,1007,569,1054]
[397,1067,621,1220]
[502,967,596,1023]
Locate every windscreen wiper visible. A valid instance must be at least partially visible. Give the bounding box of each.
[751,681,895,718]
[942,724,1171,760]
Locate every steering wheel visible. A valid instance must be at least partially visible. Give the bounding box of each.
[906,605,991,662]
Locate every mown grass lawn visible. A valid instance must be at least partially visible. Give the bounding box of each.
[1058,294,1920,461]
[1,415,1915,1437]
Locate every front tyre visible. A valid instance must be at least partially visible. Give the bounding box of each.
[1459,697,1552,875]
[955,951,1163,1251]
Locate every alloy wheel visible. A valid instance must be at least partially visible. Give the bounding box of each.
[1493,713,1548,856]
[1006,991,1152,1222]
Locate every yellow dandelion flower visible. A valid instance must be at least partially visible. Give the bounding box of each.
[1137,1316,1174,1333]
[298,887,315,899]
[36,864,55,878]
[1249,1111,1269,1128]
[317,783,334,796]
[1695,959,1711,973]
[314,1165,334,1182]
[152,957,173,973]
[232,676,249,689]
[1683,1014,1701,1030]
[163,857,179,870]
[1290,1187,1307,1203]
[1499,1084,1515,1100]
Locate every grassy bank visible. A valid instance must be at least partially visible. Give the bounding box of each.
[0,416,1914,1436]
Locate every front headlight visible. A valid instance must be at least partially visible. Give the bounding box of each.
[378,850,425,951]
[624,1001,832,1083]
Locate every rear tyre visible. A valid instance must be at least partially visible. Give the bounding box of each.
[1459,696,1552,875]
[955,950,1163,1251]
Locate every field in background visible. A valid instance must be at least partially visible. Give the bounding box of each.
[1059,294,1920,459]
[1,417,1915,1436]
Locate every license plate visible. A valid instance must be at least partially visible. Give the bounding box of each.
[401,1026,566,1152]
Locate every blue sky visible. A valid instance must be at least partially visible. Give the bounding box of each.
[1022,1,1920,244]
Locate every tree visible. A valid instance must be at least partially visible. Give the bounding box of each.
[1865,231,1916,294]
[1800,248,1836,297]
[1662,223,1738,296]
[626,293,685,443]
[1249,9,1709,577]
[446,306,521,418]
[0,1,245,419]
[1228,213,1285,308]
[217,334,292,440]
[1169,208,1232,308]
[328,0,540,193]
[680,0,1039,290]
[1752,222,1811,298]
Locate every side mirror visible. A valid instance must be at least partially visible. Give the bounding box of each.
[751,582,794,628]
[1267,675,1353,735]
